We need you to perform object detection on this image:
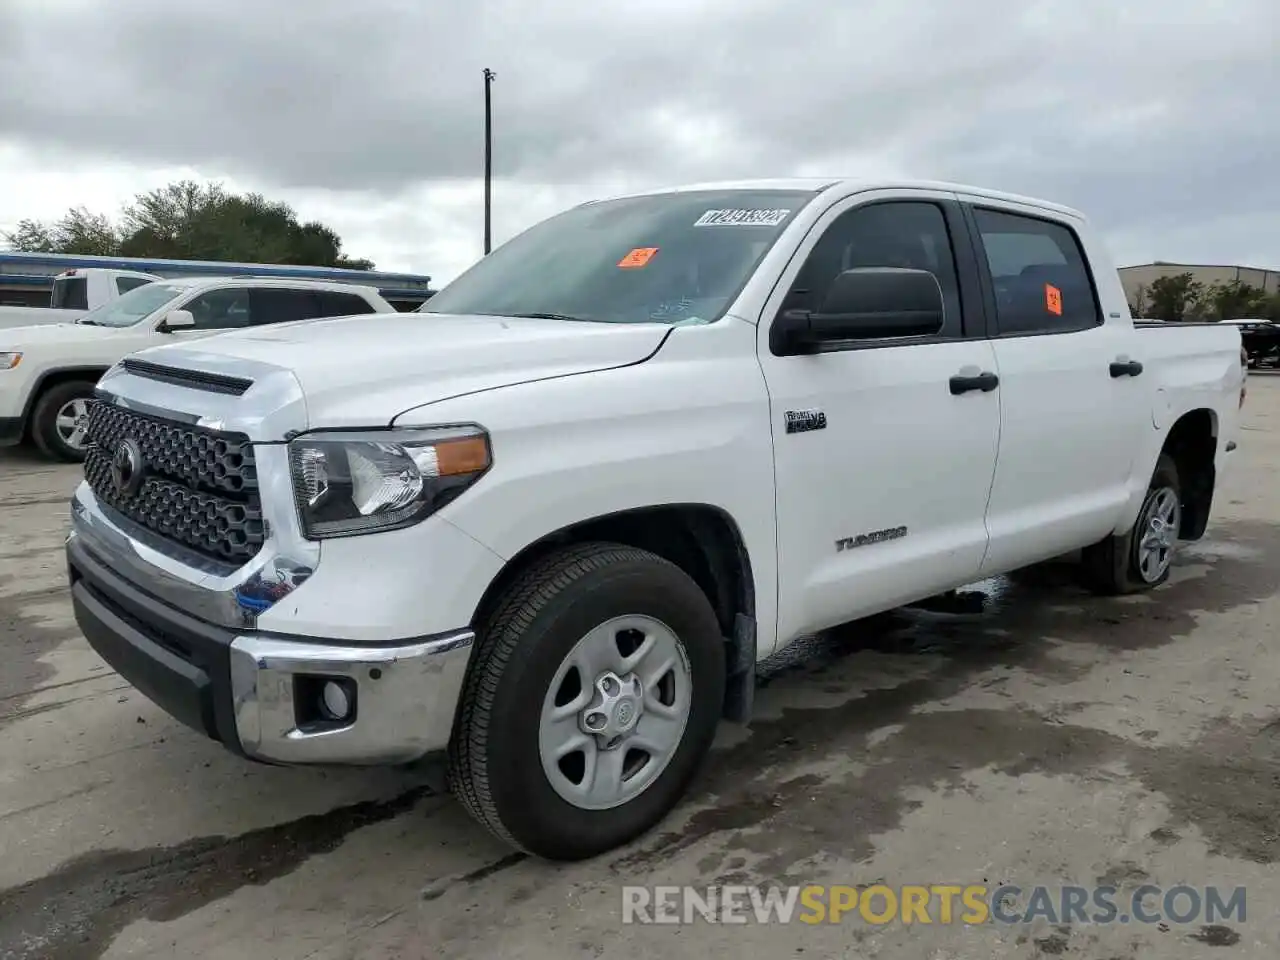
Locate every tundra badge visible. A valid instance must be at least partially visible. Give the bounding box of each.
[836,526,908,552]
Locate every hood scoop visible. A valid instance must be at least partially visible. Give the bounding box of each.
[120,358,255,397]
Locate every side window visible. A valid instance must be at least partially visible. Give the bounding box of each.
[316,291,378,317]
[116,276,152,296]
[972,208,1101,335]
[248,288,324,326]
[782,201,963,339]
[52,277,88,310]
[182,288,252,329]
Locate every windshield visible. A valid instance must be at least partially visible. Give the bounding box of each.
[420,189,817,324]
[79,282,188,327]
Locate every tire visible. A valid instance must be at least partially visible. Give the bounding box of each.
[448,542,726,861]
[30,380,97,463]
[1081,453,1182,595]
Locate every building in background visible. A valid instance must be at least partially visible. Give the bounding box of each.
[0,251,435,311]
[1119,261,1280,308]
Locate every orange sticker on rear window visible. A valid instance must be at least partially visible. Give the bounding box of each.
[618,247,658,269]
[1045,284,1063,316]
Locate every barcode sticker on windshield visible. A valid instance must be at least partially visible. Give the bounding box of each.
[694,208,791,227]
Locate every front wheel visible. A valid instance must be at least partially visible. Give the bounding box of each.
[1081,453,1182,595]
[30,380,98,462]
[449,542,726,860]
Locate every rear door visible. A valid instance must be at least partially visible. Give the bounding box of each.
[758,190,1002,643]
[964,202,1151,574]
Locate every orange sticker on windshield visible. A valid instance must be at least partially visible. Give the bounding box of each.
[618,247,658,269]
[1045,283,1063,316]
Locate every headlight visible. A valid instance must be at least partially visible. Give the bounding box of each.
[288,425,492,539]
[0,352,21,370]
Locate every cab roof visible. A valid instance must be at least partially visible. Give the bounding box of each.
[613,177,1087,221]
[149,275,384,298]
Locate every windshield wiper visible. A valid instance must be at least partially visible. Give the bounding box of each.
[76,319,100,326]
[510,311,602,323]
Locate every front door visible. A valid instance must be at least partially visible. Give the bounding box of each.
[756,191,1002,648]
[168,286,253,341]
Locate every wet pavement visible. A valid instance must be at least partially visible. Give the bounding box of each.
[2,378,1280,958]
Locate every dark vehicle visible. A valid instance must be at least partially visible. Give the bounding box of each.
[1233,320,1280,368]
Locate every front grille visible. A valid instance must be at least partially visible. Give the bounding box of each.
[83,401,266,564]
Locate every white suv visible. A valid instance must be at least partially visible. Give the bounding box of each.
[0,277,393,461]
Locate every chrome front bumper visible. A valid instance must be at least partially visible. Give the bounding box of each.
[229,631,473,764]
[68,490,474,766]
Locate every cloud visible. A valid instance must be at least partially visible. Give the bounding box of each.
[0,0,1276,282]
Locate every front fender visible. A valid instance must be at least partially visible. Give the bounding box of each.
[408,319,782,655]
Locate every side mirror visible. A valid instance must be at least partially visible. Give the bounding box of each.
[158,309,195,332]
[773,267,945,355]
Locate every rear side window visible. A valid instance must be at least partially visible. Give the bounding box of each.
[116,276,152,295]
[52,277,88,310]
[973,208,1101,335]
[248,288,324,325]
[316,291,378,317]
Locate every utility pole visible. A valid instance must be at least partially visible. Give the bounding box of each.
[483,67,495,255]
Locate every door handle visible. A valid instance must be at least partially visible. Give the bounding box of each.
[1110,359,1144,378]
[949,371,999,395]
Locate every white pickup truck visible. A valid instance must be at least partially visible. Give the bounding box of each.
[1,276,392,461]
[0,268,159,329]
[65,179,1245,861]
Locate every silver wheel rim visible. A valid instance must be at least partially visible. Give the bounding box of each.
[55,398,92,451]
[538,614,692,811]
[1136,486,1180,583]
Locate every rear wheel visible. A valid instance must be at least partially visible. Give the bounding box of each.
[1081,453,1182,595]
[449,542,725,860]
[30,380,97,462]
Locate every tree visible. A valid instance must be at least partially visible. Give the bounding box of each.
[6,206,121,256]
[1129,284,1149,319]
[1145,272,1203,321]
[1262,293,1280,323]
[3,180,373,269]
[1197,279,1268,321]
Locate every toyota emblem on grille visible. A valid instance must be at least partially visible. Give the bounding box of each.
[110,438,145,497]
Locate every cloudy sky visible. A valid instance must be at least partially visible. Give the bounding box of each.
[0,0,1276,286]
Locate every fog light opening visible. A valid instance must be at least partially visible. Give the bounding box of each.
[321,680,353,721]
[294,674,358,730]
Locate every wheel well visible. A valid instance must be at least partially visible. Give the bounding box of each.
[22,368,107,437]
[1162,408,1217,541]
[471,504,757,720]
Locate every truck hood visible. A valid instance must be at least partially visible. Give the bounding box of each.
[0,309,86,331]
[0,320,118,346]
[131,312,671,428]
